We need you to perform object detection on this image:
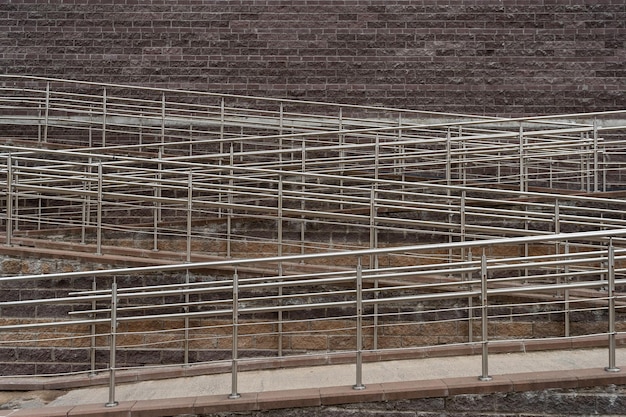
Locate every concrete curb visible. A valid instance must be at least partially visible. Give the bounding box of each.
[3,366,626,417]
[2,334,623,392]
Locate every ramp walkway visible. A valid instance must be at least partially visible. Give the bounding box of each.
[2,340,625,417]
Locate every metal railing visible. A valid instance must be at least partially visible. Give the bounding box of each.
[0,230,625,406]
[3,150,626,262]
[0,76,626,406]
[1,75,625,189]
[1,76,626,260]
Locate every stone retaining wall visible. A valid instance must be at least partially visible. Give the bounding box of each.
[191,386,626,417]
[1,244,624,375]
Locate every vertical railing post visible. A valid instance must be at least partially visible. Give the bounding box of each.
[37,193,42,231]
[467,249,473,343]
[37,103,42,142]
[90,277,97,376]
[277,262,284,357]
[153,149,163,252]
[220,97,225,144]
[479,250,492,381]
[184,269,190,367]
[101,87,107,147]
[43,82,50,143]
[339,107,344,174]
[184,172,193,366]
[554,199,560,236]
[89,106,94,147]
[459,126,466,186]
[580,132,587,191]
[602,150,607,192]
[554,200,562,297]
[400,119,406,197]
[445,128,451,186]
[279,103,284,166]
[13,159,19,232]
[369,186,379,350]
[157,149,163,224]
[277,176,284,357]
[96,163,103,255]
[187,170,193,262]
[138,110,143,150]
[217,98,225,219]
[353,258,365,390]
[105,282,118,407]
[369,186,378,266]
[338,107,345,204]
[81,164,91,245]
[583,134,590,191]
[523,205,529,278]
[593,118,599,193]
[549,156,553,189]
[374,133,380,181]
[519,125,526,193]
[6,154,13,246]
[278,175,283,258]
[460,190,466,243]
[153,175,159,252]
[227,144,234,258]
[189,125,194,156]
[605,238,620,372]
[161,92,166,145]
[300,141,306,257]
[229,269,241,399]
[459,189,466,281]
[564,242,570,337]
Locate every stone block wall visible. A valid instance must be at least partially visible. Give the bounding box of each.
[0,216,624,375]
[183,386,626,417]
[1,1,625,116]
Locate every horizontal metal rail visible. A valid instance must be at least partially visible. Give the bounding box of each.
[1,76,626,404]
[0,231,624,400]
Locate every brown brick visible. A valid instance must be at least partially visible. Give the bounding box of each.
[281,321,309,333]
[491,322,534,339]
[382,323,421,336]
[252,334,279,350]
[239,322,274,335]
[421,322,457,336]
[310,319,355,332]
[401,335,439,348]
[533,321,566,338]
[291,335,327,351]
[376,336,403,350]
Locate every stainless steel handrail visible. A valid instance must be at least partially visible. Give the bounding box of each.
[0,75,625,406]
[0,230,624,401]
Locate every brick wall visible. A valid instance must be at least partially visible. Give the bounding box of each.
[1,1,624,116]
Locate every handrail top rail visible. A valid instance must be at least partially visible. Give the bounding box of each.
[2,228,626,284]
[3,74,626,127]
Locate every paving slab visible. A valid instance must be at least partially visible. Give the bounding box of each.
[44,347,625,408]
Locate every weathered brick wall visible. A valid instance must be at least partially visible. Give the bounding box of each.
[1,1,624,116]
